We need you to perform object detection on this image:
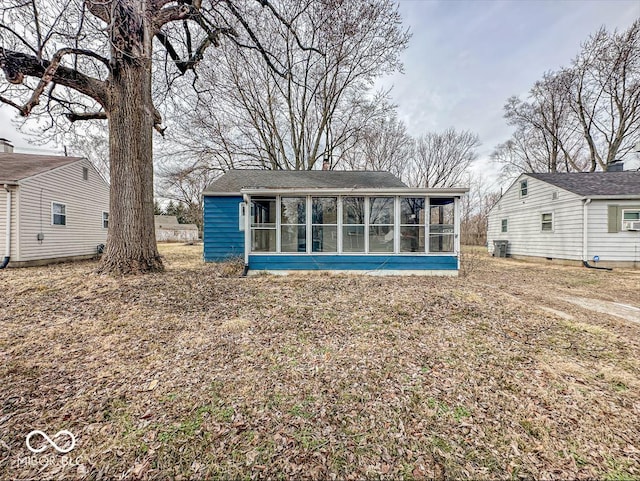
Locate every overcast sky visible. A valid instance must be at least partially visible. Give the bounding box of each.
[1,0,639,189]
[377,0,640,190]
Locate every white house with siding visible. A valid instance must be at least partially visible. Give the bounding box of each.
[487,171,640,269]
[0,141,110,267]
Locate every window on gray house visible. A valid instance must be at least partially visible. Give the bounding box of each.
[102,212,109,229]
[82,167,88,180]
[520,180,528,197]
[501,219,508,233]
[541,212,553,232]
[52,202,66,226]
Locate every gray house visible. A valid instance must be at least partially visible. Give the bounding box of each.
[154,215,199,243]
[487,171,640,268]
[0,142,110,267]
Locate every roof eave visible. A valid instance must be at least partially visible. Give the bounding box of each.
[583,194,640,200]
[238,187,470,195]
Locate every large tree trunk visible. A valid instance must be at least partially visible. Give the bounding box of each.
[97,0,163,275]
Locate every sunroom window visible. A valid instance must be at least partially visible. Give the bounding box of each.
[251,197,276,252]
[342,197,365,252]
[400,197,425,252]
[369,197,394,252]
[429,198,454,252]
[281,197,306,252]
[312,197,337,252]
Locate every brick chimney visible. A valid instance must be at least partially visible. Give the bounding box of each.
[322,158,330,171]
[0,138,14,153]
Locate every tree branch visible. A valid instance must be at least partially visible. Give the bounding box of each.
[65,111,107,122]
[21,47,109,116]
[0,48,108,113]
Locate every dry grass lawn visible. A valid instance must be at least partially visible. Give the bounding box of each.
[1,244,639,480]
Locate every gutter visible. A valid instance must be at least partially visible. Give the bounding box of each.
[239,187,470,196]
[1,184,12,269]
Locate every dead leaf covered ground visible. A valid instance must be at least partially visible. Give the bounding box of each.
[1,244,639,480]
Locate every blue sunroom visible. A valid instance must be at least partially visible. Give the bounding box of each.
[203,170,468,275]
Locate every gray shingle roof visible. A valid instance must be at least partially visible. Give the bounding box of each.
[0,152,83,183]
[527,172,640,197]
[204,170,407,194]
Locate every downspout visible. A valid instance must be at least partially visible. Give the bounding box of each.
[1,184,12,269]
[242,194,250,277]
[581,198,612,271]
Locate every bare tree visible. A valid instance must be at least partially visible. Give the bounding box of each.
[168,0,410,171]
[459,173,500,246]
[408,128,480,188]
[157,159,218,232]
[342,107,414,179]
[500,71,584,174]
[0,0,308,274]
[571,20,640,171]
[494,21,640,176]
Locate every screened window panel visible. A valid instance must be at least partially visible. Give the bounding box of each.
[342,226,365,252]
[312,226,337,252]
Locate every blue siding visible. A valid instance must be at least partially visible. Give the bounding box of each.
[203,196,244,261]
[248,255,457,271]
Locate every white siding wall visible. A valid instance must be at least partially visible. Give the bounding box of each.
[587,200,640,263]
[487,175,584,260]
[16,159,109,262]
[0,186,19,260]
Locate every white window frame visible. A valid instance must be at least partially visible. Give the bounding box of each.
[102,211,109,229]
[519,180,528,198]
[501,218,508,233]
[541,212,553,232]
[621,209,640,231]
[247,194,459,256]
[52,202,67,226]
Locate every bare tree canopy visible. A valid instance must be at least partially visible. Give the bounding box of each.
[0,0,318,274]
[342,106,414,180]
[493,20,640,176]
[408,127,480,188]
[161,0,410,173]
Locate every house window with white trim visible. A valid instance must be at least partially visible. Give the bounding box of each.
[102,212,109,229]
[541,212,553,232]
[520,180,528,197]
[52,202,66,226]
[622,209,640,230]
[501,219,508,233]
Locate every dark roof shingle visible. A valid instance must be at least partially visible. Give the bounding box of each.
[527,172,640,197]
[204,170,407,193]
[0,152,83,183]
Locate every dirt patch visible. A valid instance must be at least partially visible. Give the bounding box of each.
[561,296,640,323]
